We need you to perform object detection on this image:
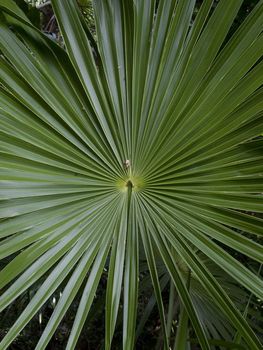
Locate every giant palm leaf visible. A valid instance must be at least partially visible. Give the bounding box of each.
[0,0,262,349]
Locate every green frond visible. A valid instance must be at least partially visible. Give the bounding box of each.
[0,0,262,349]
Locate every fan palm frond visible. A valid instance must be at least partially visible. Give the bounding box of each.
[0,0,262,349]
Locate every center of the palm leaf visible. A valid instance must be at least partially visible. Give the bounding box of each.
[126,180,134,189]
[116,176,145,192]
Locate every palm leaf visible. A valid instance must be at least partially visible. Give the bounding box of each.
[0,0,262,349]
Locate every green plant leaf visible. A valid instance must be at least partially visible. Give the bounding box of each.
[0,0,262,349]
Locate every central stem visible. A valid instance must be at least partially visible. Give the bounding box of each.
[126,180,133,222]
[126,180,134,197]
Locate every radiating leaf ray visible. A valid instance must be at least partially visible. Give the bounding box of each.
[123,196,139,350]
[105,195,128,349]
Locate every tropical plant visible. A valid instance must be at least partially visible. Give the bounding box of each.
[0,0,262,349]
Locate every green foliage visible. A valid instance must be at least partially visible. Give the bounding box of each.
[15,0,41,28]
[0,0,262,349]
